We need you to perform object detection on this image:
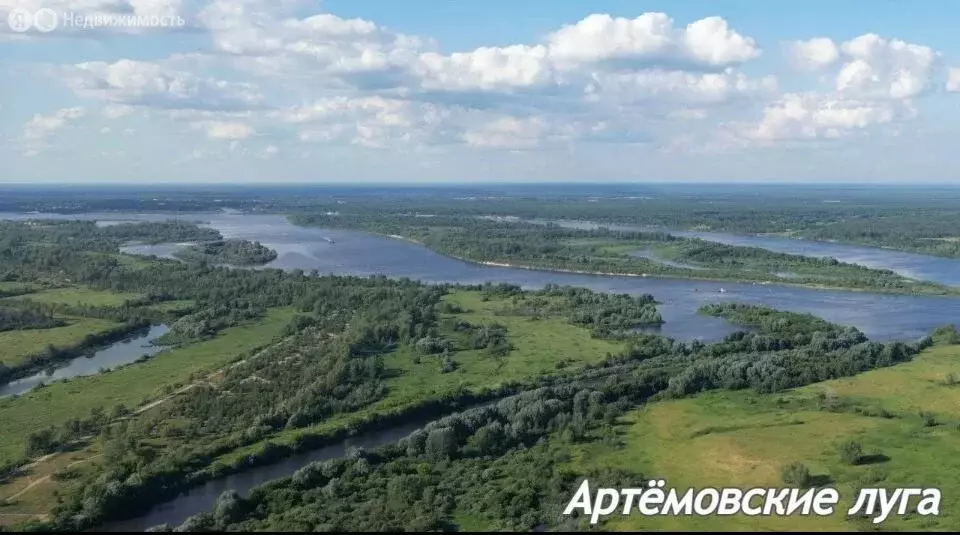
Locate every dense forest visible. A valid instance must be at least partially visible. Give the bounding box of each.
[173,239,278,266]
[0,305,65,332]
[289,213,951,295]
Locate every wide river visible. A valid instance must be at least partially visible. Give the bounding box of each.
[3,211,958,343]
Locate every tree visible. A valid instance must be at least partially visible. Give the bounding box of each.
[425,427,456,461]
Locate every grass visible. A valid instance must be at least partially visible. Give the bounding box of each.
[569,343,960,531]
[148,300,196,313]
[0,444,101,527]
[375,291,624,409]
[0,308,296,465]
[211,291,626,467]
[2,287,141,308]
[0,317,119,367]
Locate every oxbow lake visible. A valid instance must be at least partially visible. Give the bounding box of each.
[0,324,169,398]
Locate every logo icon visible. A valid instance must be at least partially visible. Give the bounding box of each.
[32,8,58,33]
[7,7,33,32]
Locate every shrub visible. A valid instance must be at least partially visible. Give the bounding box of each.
[919,411,938,427]
[781,462,812,487]
[838,440,863,465]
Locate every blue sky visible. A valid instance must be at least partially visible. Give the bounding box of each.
[2,0,959,183]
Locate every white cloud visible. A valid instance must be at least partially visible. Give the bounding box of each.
[9,2,960,175]
[743,93,907,142]
[23,107,86,140]
[102,104,135,119]
[416,45,554,92]
[59,59,263,110]
[195,121,255,140]
[546,13,759,68]
[462,116,548,149]
[788,38,839,70]
[278,97,454,148]
[258,145,279,158]
[588,69,777,106]
[836,34,937,99]
[947,68,960,92]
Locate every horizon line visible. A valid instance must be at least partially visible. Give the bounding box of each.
[1,181,959,188]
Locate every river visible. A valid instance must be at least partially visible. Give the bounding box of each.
[2,211,959,342]
[102,419,427,532]
[0,325,170,398]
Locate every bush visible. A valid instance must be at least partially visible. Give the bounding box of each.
[931,324,960,345]
[440,356,458,374]
[920,411,938,427]
[838,440,863,465]
[781,462,812,487]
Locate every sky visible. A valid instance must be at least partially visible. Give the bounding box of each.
[2,0,960,184]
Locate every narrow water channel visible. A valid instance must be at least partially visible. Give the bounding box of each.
[0,324,169,398]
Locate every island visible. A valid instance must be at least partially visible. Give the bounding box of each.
[173,239,278,266]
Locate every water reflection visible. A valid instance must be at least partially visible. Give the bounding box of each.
[0,325,169,398]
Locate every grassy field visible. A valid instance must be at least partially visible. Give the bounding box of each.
[0,317,120,367]
[0,308,296,465]
[2,287,142,308]
[376,291,624,409]
[0,443,101,527]
[569,343,960,531]
[212,290,626,466]
[147,300,196,313]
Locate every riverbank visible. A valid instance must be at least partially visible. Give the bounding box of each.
[0,320,154,388]
[368,230,960,298]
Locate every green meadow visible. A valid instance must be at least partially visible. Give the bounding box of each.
[0,317,120,368]
[0,308,296,465]
[569,343,960,531]
[2,287,142,308]
[211,290,626,465]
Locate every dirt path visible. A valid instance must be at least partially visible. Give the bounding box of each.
[124,341,281,418]
[4,455,102,504]
[6,336,294,504]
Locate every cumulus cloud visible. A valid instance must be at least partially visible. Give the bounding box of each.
[743,93,909,142]
[788,38,839,70]
[546,13,759,69]
[836,34,937,99]
[59,59,263,110]
[278,97,453,148]
[197,5,764,103]
[23,107,86,140]
[587,69,777,106]
[415,45,554,92]
[20,2,960,159]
